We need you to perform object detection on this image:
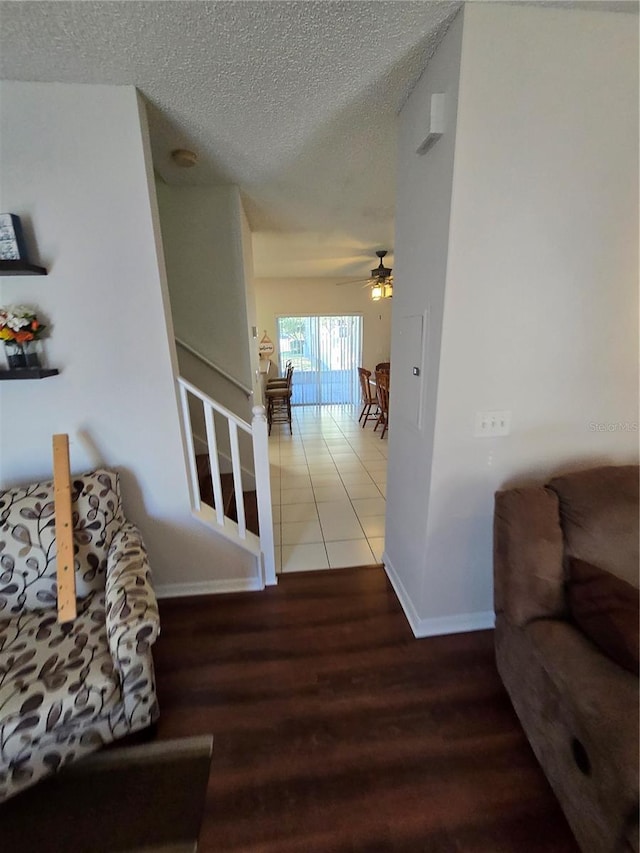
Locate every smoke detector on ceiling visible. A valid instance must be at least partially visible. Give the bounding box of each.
[171,148,198,168]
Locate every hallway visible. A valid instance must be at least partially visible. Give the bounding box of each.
[269,405,387,573]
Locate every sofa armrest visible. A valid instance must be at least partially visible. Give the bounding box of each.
[494,486,567,627]
[105,523,160,673]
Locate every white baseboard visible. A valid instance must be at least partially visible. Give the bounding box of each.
[382,552,422,634]
[383,552,495,639]
[156,577,264,599]
[412,608,495,638]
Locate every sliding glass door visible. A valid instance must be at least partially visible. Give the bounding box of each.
[277,315,362,406]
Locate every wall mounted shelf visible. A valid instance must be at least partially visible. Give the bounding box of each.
[0,260,48,276]
[0,368,59,380]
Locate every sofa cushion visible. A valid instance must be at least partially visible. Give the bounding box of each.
[0,592,120,749]
[494,486,566,625]
[547,465,639,588]
[568,557,639,675]
[0,469,125,616]
[524,619,639,796]
[495,615,639,853]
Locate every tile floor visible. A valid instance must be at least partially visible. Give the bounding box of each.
[269,405,387,573]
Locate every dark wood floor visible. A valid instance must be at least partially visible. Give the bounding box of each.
[154,566,579,853]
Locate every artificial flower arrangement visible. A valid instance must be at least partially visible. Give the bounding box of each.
[0,305,47,344]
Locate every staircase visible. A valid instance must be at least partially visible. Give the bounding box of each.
[177,376,276,586]
[196,454,259,536]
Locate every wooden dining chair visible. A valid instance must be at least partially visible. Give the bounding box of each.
[375,362,390,373]
[374,369,390,438]
[357,367,378,427]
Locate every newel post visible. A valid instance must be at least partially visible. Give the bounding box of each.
[252,405,277,586]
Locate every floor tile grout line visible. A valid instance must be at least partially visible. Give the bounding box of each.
[340,412,382,562]
[270,405,385,571]
[287,409,328,570]
[325,408,378,564]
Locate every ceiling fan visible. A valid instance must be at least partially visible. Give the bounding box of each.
[335,250,393,300]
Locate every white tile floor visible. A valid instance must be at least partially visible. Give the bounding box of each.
[269,405,387,573]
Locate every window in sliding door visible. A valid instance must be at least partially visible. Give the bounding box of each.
[277,315,362,406]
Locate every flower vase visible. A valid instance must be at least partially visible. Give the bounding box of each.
[5,341,27,369]
[4,340,41,370]
[23,340,41,368]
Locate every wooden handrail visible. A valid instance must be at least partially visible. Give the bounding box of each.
[175,337,252,397]
[178,376,252,433]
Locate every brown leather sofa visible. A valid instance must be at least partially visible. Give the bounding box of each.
[494,465,639,853]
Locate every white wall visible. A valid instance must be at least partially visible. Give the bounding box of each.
[388,4,639,635]
[157,183,259,477]
[155,184,253,392]
[175,346,256,481]
[254,277,392,377]
[239,199,262,402]
[0,82,255,591]
[384,10,465,626]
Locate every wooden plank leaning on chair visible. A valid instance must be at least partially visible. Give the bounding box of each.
[53,433,77,623]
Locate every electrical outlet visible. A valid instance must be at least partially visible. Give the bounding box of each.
[474,410,511,438]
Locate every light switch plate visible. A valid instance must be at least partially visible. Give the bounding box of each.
[474,410,511,437]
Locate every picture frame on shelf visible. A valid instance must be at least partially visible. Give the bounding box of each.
[0,214,28,261]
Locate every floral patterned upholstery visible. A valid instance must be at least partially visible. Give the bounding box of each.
[0,470,159,801]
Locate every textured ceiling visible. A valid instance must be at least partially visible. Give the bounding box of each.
[0,0,464,276]
[0,1,635,277]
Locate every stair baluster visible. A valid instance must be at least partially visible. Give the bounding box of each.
[176,376,276,587]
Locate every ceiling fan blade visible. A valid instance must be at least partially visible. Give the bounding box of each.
[335,278,370,287]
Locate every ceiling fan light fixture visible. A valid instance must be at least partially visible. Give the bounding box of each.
[370,282,383,301]
[334,249,393,299]
[370,249,392,281]
[368,249,393,301]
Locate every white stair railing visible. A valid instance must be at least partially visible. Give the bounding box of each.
[177,376,276,586]
[175,337,252,397]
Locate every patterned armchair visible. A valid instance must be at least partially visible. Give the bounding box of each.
[0,469,159,802]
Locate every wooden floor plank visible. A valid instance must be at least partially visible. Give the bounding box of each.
[154,566,578,852]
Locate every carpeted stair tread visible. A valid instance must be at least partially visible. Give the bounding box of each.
[196,454,259,535]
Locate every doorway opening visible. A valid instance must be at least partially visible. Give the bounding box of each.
[277,314,362,406]
[270,313,386,573]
